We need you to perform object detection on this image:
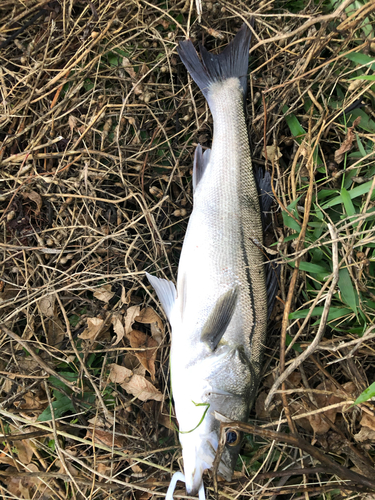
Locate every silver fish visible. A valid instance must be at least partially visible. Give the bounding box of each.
[147,22,268,499]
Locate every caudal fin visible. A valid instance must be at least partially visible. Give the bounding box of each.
[177,22,253,104]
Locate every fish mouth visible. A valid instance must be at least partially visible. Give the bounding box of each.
[185,463,206,496]
[184,439,233,495]
[185,460,233,495]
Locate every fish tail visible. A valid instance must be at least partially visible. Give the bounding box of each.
[177,21,253,106]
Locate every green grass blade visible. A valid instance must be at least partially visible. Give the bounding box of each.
[282,211,301,232]
[282,105,305,142]
[348,109,375,134]
[350,75,375,81]
[289,306,351,320]
[321,180,375,209]
[338,267,358,314]
[343,52,375,71]
[288,261,330,274]
[341,187,356,217]
[37,393,75,422]
[354,381,375,405]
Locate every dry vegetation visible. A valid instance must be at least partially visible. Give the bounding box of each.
[1,0,375,498]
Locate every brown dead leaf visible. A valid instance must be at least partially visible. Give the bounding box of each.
[109,363,162,402]
[206,27,224,39]
[97,462,112,481]
[121,285,130,304]
[2,378,14,394]
[260,374,354,436]
[158,412,175,431]
[0,285,19,304]
[124,353,146,376]
[68,114,77,131]
[122,59,143,95]
[3,465,41,498]
[136,307,164,344]
[122,57,137,78]
[354,425,375,443]
[23,191,42,215]
[125,305,141,335]
[0,447,17,465]
[149,402,176,431]
[39,295,55,317]
[255,391,277,420]
[85,428,125,448]
[307,380,344,435]
[87,415,107,427]
[289,400,313,433]
[136,478,157,500]
[17,357,41,374]
[361,412,375,432]
[121,373,163,402]
[161,19,169,30]
[131,462,143,473]
[17,439,34,465]
[93,284,114,303]
[348,79,364,92]
[139,63,149,78]
[47,317,65,347]
[56,458,79,476]
[263,145,282,163]
[79,317,104,340]
[111,312,125,345]
[288,371,302,387]
[109,363,132,384]
[334,117,361,163]
[341,381,357,400]
[127,330,158,381]
[307,412,332,436]
[17,392,44,411]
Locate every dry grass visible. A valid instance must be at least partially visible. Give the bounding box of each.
[1,0,375,499]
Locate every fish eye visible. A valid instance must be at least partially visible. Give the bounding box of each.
[225,429,240,447]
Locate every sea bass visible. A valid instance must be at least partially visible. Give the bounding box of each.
[146,22,268,499]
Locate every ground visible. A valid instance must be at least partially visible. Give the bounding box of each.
[0,0,375,499]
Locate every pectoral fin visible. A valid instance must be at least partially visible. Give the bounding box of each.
[146,273,177,322]
[201,288,238,351]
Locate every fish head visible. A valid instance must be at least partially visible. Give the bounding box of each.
[179,392,248,495]
[179,409,242,495]
[177,346,255,495]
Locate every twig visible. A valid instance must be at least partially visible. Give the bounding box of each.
[0,408,171,472]
[217,419,375,491]
[56,294,114,423]
[0,370,49,379]
[0,325,80,393]
[265,224,339,408]
[44,379,85,496]
[250,0,356,53]
[0,8,47,48]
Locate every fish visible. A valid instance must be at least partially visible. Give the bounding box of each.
[146,22,272,500]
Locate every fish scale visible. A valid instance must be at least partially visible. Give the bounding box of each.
[146,22,269,500]
[177,78,266,362]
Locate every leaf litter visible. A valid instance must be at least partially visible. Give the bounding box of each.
[0,0,375,499]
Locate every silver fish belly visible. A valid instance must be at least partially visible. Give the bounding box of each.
[146,22,267,499]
